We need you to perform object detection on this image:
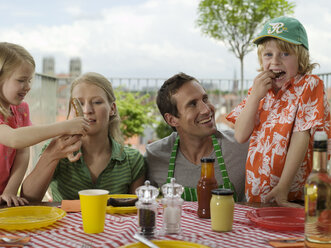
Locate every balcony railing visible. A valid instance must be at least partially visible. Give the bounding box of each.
[109,73,331,92]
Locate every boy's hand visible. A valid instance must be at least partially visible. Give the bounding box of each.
[65,117,90,136]
[251,71,275,101]
[264,185,302,208]
[0,194,29,207]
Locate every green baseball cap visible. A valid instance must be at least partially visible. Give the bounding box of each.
[253,16,309,50]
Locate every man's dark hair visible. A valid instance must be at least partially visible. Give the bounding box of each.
[156,72,197,120]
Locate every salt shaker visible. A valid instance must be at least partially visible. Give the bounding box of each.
[161,178,184,234]
[135,180,159,238]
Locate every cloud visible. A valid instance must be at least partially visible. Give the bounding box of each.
[0,0,329,81]
[0,0,235,78]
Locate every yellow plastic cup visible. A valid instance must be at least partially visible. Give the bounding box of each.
[78,189,109,234]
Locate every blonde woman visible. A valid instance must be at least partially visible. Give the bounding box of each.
[22,72,145,202]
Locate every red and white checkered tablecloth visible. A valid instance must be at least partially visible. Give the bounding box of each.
[0,202,304,247]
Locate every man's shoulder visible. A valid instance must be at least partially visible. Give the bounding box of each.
[146,132,177,153]
[215,129,235,142]
[215,129,249,150]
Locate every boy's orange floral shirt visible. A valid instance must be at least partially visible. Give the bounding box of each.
[226,75,331,202]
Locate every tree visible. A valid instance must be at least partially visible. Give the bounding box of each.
[155,119,173,139]
[115,90,156,139]
[197,0,295,98]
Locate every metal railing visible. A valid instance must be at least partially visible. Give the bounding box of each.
[109,73,331,92]
[108,77,247,92]
[317,72,331,89]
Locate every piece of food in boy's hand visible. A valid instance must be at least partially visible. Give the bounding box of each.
[71,98,84,117]
[107,197,138,207]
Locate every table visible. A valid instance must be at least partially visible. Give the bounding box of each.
[0,202,304,248]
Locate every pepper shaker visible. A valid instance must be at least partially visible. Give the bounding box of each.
[161,178,184,234]
[135,180,159,238]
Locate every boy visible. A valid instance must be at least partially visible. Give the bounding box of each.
[227,16,331,207]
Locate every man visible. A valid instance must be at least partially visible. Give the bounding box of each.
[145,73,249,201]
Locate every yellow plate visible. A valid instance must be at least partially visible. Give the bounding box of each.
[106,194,138,214]
[120,240,210,248]
[0,206,66,230]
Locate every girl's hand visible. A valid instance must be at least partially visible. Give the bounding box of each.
[264,185,302,208]
[0,194,29,207]
[251,71,275,101]
[64,117,90,136]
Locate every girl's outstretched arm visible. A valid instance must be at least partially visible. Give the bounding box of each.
[264,130,310,207]
[21,135,82,202]
[0,117,89,149]
[0,147,30,206]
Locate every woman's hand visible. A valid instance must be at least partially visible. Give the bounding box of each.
[0,193,29,207]
[46,135,83,162]
[20,135,83,202]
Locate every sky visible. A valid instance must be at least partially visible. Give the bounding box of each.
[1,0,330,81]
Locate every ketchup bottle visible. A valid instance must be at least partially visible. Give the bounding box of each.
[197,157,218,219]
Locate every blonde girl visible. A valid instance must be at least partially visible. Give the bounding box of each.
[0,42,89,206]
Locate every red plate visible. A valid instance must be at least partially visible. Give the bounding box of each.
[247,207,304,231]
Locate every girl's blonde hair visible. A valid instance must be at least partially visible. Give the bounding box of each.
[257,38,318,75]
[68,72,124,145]
[0,42,35,119]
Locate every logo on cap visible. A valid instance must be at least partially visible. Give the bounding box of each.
[267,22,288,34]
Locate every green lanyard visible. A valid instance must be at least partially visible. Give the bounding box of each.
[167,134,237,201]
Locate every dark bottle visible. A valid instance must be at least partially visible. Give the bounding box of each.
[197,157,218,219]
[304,131,331,247]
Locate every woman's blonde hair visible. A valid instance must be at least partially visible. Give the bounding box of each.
[0,42,35,120]
[257,38,318,75]
[68,72,124,145]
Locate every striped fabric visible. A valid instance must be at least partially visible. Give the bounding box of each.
[0,202,304,248]
[167,135,236,202]
[212,136,238,201]
[166,136,177,183]
[49,137,145,201]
